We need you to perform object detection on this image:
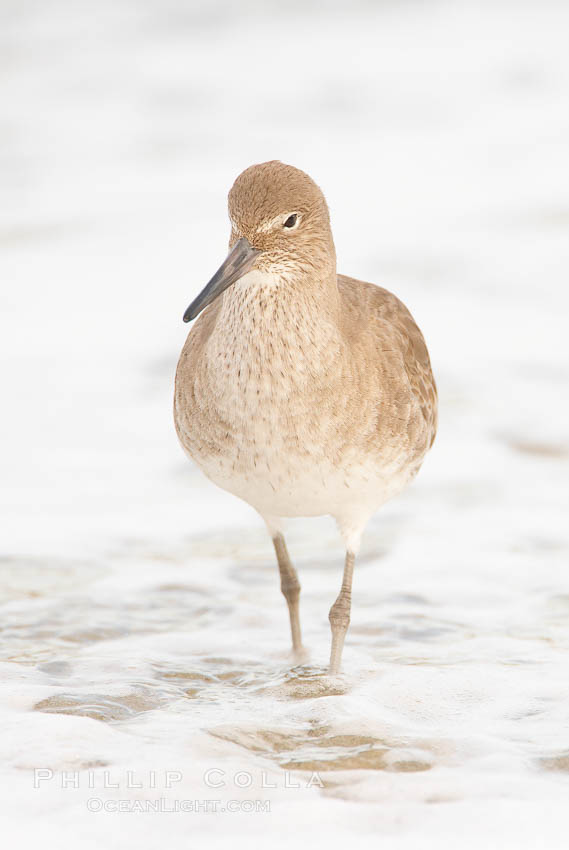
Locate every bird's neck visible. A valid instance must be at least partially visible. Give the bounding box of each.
[205,268,343,385]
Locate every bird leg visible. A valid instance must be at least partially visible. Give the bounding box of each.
[272,533,303,654]
[328,550,355,674]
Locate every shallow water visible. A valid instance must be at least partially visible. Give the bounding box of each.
[2,516,569,845]
[1,0,569,847]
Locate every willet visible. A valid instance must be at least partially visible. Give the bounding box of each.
[174,161,437,674]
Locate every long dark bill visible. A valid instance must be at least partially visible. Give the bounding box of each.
[183,237,261,323]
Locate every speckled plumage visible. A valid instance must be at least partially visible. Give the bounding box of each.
[174,161,437,671]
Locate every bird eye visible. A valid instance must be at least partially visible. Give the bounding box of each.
[283,214,298,229]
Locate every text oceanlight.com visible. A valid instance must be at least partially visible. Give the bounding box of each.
[86,798,270,813]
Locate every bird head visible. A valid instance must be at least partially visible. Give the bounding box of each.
[183,161,335,322]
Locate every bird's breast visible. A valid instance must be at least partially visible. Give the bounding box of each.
[176,273,353,480]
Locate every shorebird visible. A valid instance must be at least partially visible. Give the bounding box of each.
[174,161,437,674]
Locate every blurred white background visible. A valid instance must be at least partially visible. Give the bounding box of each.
[1,1,568,847]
